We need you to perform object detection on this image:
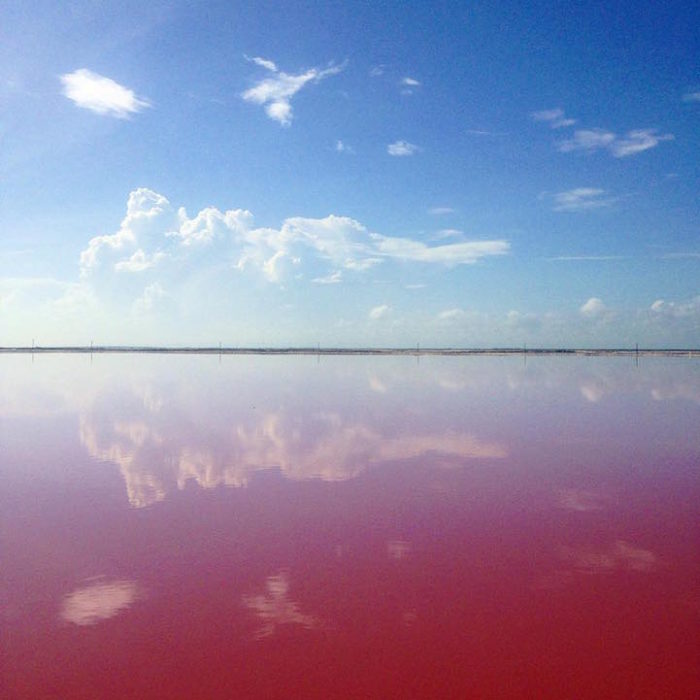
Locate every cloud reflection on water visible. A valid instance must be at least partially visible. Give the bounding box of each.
[242,572,318,639]
[60,578,140,626]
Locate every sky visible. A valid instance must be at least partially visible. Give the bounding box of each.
[1,0,698,348]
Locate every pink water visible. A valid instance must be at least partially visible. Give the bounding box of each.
[2,355,698,698]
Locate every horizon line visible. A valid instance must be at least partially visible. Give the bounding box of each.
[1,345,698,357]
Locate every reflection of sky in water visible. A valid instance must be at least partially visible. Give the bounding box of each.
[60,578,140,626]
[242,572,318,639]
[4,353,697,507]
[2,354,699,698]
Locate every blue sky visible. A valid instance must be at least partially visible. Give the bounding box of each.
[1,0,698,347]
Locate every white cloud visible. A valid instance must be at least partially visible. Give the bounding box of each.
[437,308,465,322]
[369,65,385,77]
[434,229,463,240]
[580,297,607,318]
[60,69,150,118]
[531,108,576,128]
[682,90,700,103]
[335,139,354,154]
[610,129,674,157]
[114,249,166,272]
[133,282,167,314]
[312,270,342,284]
[241,57,345,126]
[401,77,421,87]
[428,207,455,215]
[557,127,673,158]
[247,56,278,72]
[76,189,509,304]
[369,304,391,320]
[548,255,625,261]
[387,140,418,156]
[370,233,509,265]
[551,188,616,212]
[557,128,616,153]
[650,296,700,318]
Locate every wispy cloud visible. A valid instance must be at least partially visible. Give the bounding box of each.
[60,69,150,118]
[682,90,700,103]
[428,207,455,215]
[312,270,342,284]
[387,140,419,156]
[369,65,385,77]
[437,308,465,322]
[531,108,576,128]
[610,129,674,157]
[335,139,354,154]
[465,129,506,136]
[241,56,345,126]
[550,188,616,212]
[433,229,463,240]
[557,128,616,153]
[660,252,700,259]
[557,128,673,157]
[369,304,391,320]
[400,76,421,94]
[548,255,626,261]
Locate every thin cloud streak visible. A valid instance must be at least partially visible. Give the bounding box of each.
[550,188,617,212]
[557,128,673,158]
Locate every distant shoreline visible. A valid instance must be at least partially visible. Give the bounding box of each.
[1,346,698,357]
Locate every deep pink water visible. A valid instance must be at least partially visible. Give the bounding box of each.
[2,354,699,698]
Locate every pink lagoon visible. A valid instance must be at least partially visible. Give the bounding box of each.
[2,353,699,698]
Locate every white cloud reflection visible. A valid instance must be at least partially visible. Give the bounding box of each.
[60,578,140,626]
[81,406,507,508]
[242,572,317,639]
[558,541,657,574]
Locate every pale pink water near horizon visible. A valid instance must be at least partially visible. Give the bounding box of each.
[2,354,698,698]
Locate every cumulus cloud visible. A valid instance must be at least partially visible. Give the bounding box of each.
[650,296,700,318]
[60,69,150,118]
[557,127,673,158]
[387,140,418,156]
[241,56,345,126]
[580,297,607,318]
[531,107,576,128]
[79,188,509,289]
[550,188,616,212]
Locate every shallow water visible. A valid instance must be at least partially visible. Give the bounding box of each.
[2,354,699,698]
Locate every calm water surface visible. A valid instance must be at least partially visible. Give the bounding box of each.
[2,354,699,698]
